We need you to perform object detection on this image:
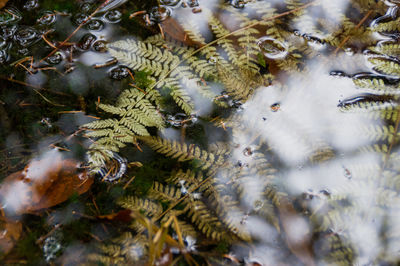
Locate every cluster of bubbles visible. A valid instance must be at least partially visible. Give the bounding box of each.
[42,230,63,262]
[166,113,197,128]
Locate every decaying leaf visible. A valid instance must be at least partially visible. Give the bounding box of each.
[0,219,22,255]
[160,17,204,48]
[0,150,93,215]
[277,197,315,266]
[97,209,133,223]
[0,0,8,9]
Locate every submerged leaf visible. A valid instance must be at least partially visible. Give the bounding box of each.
[0,219,22,255]
[0,150,93,215]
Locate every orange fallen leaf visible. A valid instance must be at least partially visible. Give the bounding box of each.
[160,17,204,48]
[0,150,93,215]
[0,219,22,255]
[97,209,132,223]
[0,0,8,9]
[277,197,315,266]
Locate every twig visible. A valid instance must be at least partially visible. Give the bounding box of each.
[0,76,65,106]
[333,10,373,54]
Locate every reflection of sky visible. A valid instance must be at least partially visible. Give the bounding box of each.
[192,0,398,264]
[4,0,399,264]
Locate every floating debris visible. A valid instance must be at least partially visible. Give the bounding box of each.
[257,37,288,59]
[109,66,130,80]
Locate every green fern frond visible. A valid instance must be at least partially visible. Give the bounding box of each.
[368,57,400,76]
[138,136,223,170]
[372,17,400,32]
[117,196,162,217]
[148,181,182,202]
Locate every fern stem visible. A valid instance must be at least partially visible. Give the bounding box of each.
[149,0,320,91]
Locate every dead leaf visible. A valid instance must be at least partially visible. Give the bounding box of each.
[0,219,22,255]
[277,197,315,266]
[160,17,204,48]
[97,209,132,223]
[0,0,8,10]
[0,150,93,215]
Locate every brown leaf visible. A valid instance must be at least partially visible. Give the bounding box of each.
[277,197,315,266]
[0,219,22,255]
[0,150,93,215]
[160,17,204,48]
[97,209,133,223]
[0,0,8,10]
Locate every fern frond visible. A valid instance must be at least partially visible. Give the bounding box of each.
[117,196,162,217]
[138,136,223,170]
[368,57,400,76]
[148,181,182,202]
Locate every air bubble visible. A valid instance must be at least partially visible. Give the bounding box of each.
[14,27,39,47]
[186,0,199,7]
[167,113,190,127]
[23,0,39,10]
[258,37,288,59]
[0,8,22,25]
[72,13,89,25]
[37,11,56,26]
[270,103,280,112]
[46,52,62,65]
[86,19,104,31]
[229,0,245,8]
[243,147,253,156]
[329,71,348,77]
[161,0,181,6]
[104,10,122,23]
[93,40,107,52]
[43,231,62,262]
[78,33,97,50]
[0,49,9,64]
[149,6,171,23]
[0,25,17,40]
[109,66,130,80]
[80,2,93,13]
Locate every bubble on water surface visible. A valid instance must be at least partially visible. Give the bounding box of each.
[72,13,89,25]
[0,7,22,25]
[43,230,62,262]
[46,52,63,65]
[109,66,130,80]
[104,10,122,23]
[23,0,39,11]
[186,0,199,7]
[229,0,246,8]
[149,6,171,23]
[0,25,17,40]
[270,103,280,112]
[0,49,9,64]
[37,11,57,26]
[86,19,104,31]
[257,37,288,59]
[78,33,97,50]
[161,0,181,6]
[14,26,39,47]
[93,40,107,52]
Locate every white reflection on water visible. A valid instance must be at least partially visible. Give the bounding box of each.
[0,149,63,215]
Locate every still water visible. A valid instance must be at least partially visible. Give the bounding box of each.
[0,0,400,265]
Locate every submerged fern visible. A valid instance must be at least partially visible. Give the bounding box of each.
[85,0,400,265]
